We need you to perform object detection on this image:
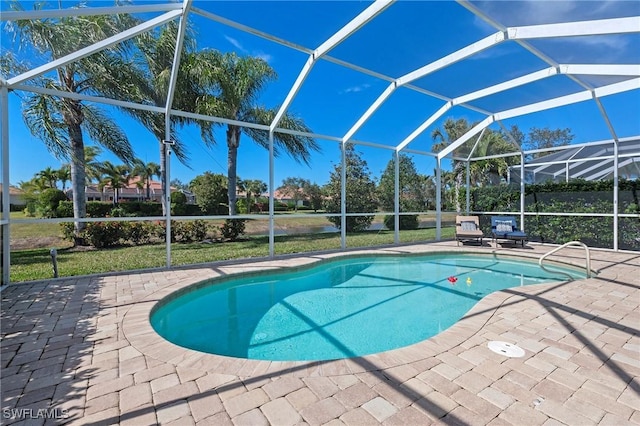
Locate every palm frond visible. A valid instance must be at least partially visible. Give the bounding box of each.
[243,107,320,165]
[81,104,135,164]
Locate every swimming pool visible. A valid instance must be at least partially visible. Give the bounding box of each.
[151,253,586,361]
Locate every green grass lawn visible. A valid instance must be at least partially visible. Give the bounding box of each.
[10,227,455,282]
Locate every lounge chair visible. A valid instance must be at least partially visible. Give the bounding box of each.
[455,215,484,246]
[491,216,528,246]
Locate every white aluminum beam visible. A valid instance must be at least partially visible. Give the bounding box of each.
[163,0,192,268]
[342,82,396,142]
[315,0,393,58]
[270,56,314,132]
[192,7,312,55]
[11,84,165,113]
[561,64,640,76]
[396,101,452,152]
[1,86,9,285]
[438,115,495,160]
[270,0,392,131]
[496,78,640,121]
[507,17,640,40]
[7,9,182,86]
[454,67,557,105]
[1,3,181,21]
[397,31,506,87]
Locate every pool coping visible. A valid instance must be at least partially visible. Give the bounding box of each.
[123,243,597,377]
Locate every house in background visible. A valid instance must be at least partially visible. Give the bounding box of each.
[66,177,195,204]
[0,184,26,207]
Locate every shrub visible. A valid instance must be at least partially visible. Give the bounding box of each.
[384,214,419,231]
[56,200,74,218]
[171,202,187,216]
[38,188,68,218]
[125,221,155,245]
[170,191,187,205]
[86,202,113,218]
[83,222,126,248]
[220,219,246,241]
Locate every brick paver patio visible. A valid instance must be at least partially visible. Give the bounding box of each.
[2,242,639,425]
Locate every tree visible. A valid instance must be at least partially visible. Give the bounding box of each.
[244,179,267,213]
[198,52,320,215]
[377,154,427,213]
[36,167,59,189]
[524,127,574,159]
[98,161,131,204]
[189,172,228,215]
[57,166,70,191]
[431,118,473,212]
[278,177,309,212]
[4,5,136,240]
[119,22,222,215]
[324,145,377,232]
[170,178,190,192]
[303,182,324,213]
[132,159,160,201]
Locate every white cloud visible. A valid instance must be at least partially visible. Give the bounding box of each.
[223,34,274,64]
[224,35,244,51]
[341,83,371,94]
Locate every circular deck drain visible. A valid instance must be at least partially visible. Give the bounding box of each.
[487,341,525,358]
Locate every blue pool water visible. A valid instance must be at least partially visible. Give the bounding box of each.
[151,253,586,361]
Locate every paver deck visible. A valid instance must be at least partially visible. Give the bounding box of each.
[1,241,639,425]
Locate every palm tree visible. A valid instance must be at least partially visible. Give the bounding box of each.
[244,179,267,213]
[98,161,131,204]
[132,159,160,201]
[57,166,71,191]
[432,118,473,212]
[4,4,136,240]
[115,22,218,214]
[36,167,59,189]
[198,52,320,215]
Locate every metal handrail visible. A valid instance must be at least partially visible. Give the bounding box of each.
[539,241,592,278]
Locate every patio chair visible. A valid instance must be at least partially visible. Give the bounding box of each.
[491,216,528,246]
[455,215,484,246]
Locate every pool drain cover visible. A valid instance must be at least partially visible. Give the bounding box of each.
[488,341,525,358]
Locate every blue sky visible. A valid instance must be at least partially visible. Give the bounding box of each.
[2,0,639,189]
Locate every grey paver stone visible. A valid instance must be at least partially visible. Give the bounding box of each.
[150,373,180,393]
[382,405,433,426]
[133,364,176,384]
[153,381,199,406]
[478,386,515,410]
[432,363,463,381]
[85,392,119,415]
[232,408,269,426]
[362,397,398,422]
[600,412,636,426]
[498,401,548,426]
[119,382,152,412]
[260,397,301,426]
[285,387,318,411]
[619,387,640,411]
[451,388,501,420]
[156,400,191,424]
[536,398,593,426]
[454,370,493,394]
[413,391,457,420]
[339,407,379,426]
[302,377,339,399]
[120,405,157,426]
[196,412,233,426]
[223,388,270,418]
[333,382,377,409]
[85,375,134,402]
[188,393,224,422]
[195,373,237,392]
[300,397,347,426]
[262,376,304,399]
